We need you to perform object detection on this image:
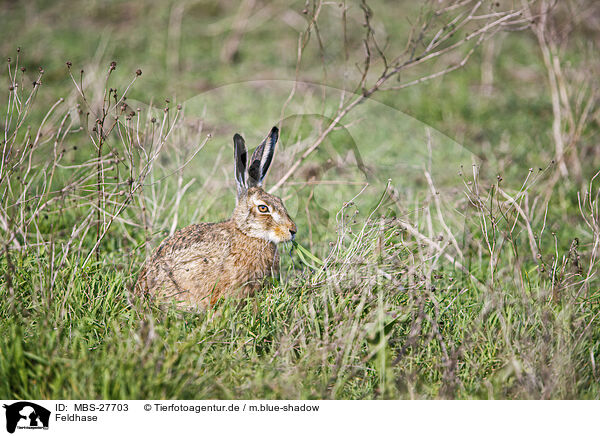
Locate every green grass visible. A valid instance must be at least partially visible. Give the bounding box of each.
[1,0,599,399]
[3,212,598,399]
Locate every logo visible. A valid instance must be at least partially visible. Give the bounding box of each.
[2,402,50,434]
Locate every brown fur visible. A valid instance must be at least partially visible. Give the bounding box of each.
[135,187,296,309]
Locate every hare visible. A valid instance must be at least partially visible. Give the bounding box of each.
[135,126,297,309]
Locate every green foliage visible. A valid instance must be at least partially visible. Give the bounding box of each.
[1,0,599,399]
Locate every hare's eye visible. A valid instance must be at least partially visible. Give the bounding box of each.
[257,204,269,213]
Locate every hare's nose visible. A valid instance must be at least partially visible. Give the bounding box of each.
[289,229,296,240]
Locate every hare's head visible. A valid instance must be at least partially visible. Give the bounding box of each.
[231,127,297,243]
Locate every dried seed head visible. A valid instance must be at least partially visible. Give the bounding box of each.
[136,69,142,76]
[66,61,72,68]
[109,61,117,71]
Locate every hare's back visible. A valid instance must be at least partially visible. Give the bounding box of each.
[137,222,233,306]
[152,222,232,263]
[140,222,231,291]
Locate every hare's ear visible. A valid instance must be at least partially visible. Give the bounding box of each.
[233,133,248,198]
[248,126,278,187]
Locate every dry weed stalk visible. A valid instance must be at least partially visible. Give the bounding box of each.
[0,54,198,304]
[524,0,599,186]
[271,0,535,193]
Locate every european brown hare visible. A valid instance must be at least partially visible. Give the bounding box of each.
[135,126,297,309]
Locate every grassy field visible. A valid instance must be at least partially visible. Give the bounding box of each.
[1,0,599,399]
